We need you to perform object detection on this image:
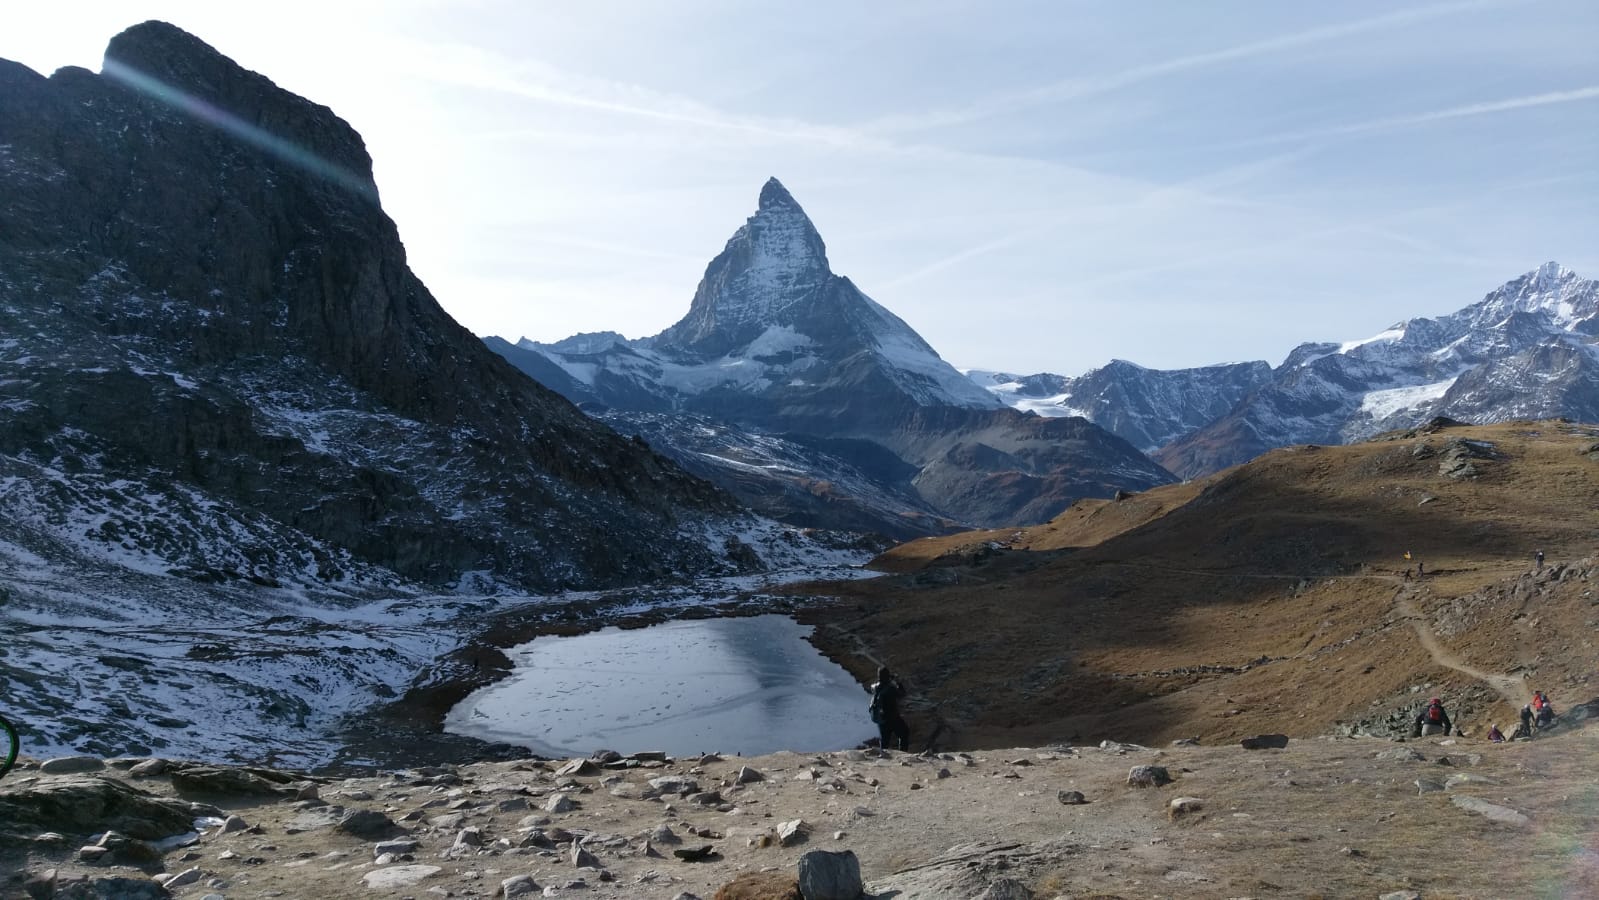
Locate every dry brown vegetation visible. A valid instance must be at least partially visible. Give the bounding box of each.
[801,420,1599,751]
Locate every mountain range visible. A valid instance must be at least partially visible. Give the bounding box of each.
[971,263,1598,479]
[489,179,1176,537]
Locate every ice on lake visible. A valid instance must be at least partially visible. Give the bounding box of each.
[444,614,876,758]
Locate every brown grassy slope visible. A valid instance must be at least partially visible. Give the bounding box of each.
[800,420,1599,750]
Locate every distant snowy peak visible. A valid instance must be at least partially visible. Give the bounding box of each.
[1296,262,1597,370]
[968,360,1272,451]
[1157,263,1599,478]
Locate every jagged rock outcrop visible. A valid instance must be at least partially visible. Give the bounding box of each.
[0,21,751,598]
[492,180,1175,533]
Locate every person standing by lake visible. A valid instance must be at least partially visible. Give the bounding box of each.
[869,665,910,752]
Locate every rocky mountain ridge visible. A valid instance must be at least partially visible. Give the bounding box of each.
[0,21,805,601]
[492,180,1174,537]
[972,263,1598,478]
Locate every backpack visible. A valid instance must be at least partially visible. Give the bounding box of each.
[1427,703,1444,724]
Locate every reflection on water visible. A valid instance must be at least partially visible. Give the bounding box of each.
[444,614,875,757]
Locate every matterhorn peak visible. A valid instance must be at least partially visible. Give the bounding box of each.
[758,176,799,211]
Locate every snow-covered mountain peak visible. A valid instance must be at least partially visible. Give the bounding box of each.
[758,176,800,211]
[727,178,830,299]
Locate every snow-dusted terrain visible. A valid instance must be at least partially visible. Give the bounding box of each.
[0,506,872,768]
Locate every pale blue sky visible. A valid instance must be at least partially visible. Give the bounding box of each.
[7,1,1597,373]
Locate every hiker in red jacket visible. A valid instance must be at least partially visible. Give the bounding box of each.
[1415,697,1452,736]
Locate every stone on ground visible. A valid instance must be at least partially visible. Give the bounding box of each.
[335,809,397,839]
[1126,765,1173,787]
[39,757,107,775]
[360,865,443,889]
[711,870,802,900]
[797,849,863,900]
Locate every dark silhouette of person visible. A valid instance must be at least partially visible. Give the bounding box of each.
[1535,549,1545,569]
[1514,703,1535,739]
[869,665,910,752]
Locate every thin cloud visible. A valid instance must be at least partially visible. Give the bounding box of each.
[1203,84,1599,152]
[880,150,1312,291]
[865,0,1517,133]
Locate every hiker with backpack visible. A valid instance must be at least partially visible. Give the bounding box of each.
[1414,697,1452,736]
[1512,704,1535,740]
[1533,691,1556,730]
[868,665,910,753]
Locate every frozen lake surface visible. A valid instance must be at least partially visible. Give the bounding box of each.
[445,614,875,758]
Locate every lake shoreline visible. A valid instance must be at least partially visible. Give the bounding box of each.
[339,580,865,773]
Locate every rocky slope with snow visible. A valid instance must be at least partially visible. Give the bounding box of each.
[0,23,867,767]
[968,359,1273,453]
[1157,263,1599,477]
[492,180,1174,535]
[0,21,773,598]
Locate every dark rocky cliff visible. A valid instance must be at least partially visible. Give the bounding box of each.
[0,22,743,594]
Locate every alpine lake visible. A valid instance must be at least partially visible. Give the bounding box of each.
[444,614,877,758]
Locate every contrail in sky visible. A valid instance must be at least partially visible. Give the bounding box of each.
[865,0,1520,133]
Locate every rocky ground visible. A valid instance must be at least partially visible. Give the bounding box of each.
[4,719,1597,899]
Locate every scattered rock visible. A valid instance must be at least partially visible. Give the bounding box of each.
[1379,892,1422,900]
[219,814,249,833]
[544,794,578,814]
[674,845,717,862]
[797,849,864,900]
[361,865,444,889]
[128,759,170,778]
[374,838,420,857]
[40,757,107,775]
[1414,778,1447,795]
[711,871,801,900]
[572,842,602,868]
[499,874,540,897]
[1240,734,1289,750]
[649,775,700,795]
[155,868,202,889]
[556,759,601,777]
[1168,797,1205,820]
[169,766,286,797]
[1126,765,1173,788]
[776,818,809,847]
[1451,795,1530,826]
[335,809,397,839]
[1056,790,1087,805]
[735,766,765,784]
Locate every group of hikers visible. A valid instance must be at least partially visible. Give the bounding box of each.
[1418,691,1558,742]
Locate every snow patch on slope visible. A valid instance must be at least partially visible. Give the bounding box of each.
[1359,377,1458,419]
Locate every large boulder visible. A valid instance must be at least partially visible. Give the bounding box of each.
[0,776,198,843]
[797,849,863,900]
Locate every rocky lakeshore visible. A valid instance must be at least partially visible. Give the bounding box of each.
[5,722,1595,899]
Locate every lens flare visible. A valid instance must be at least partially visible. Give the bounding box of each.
[101,57,379,204]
